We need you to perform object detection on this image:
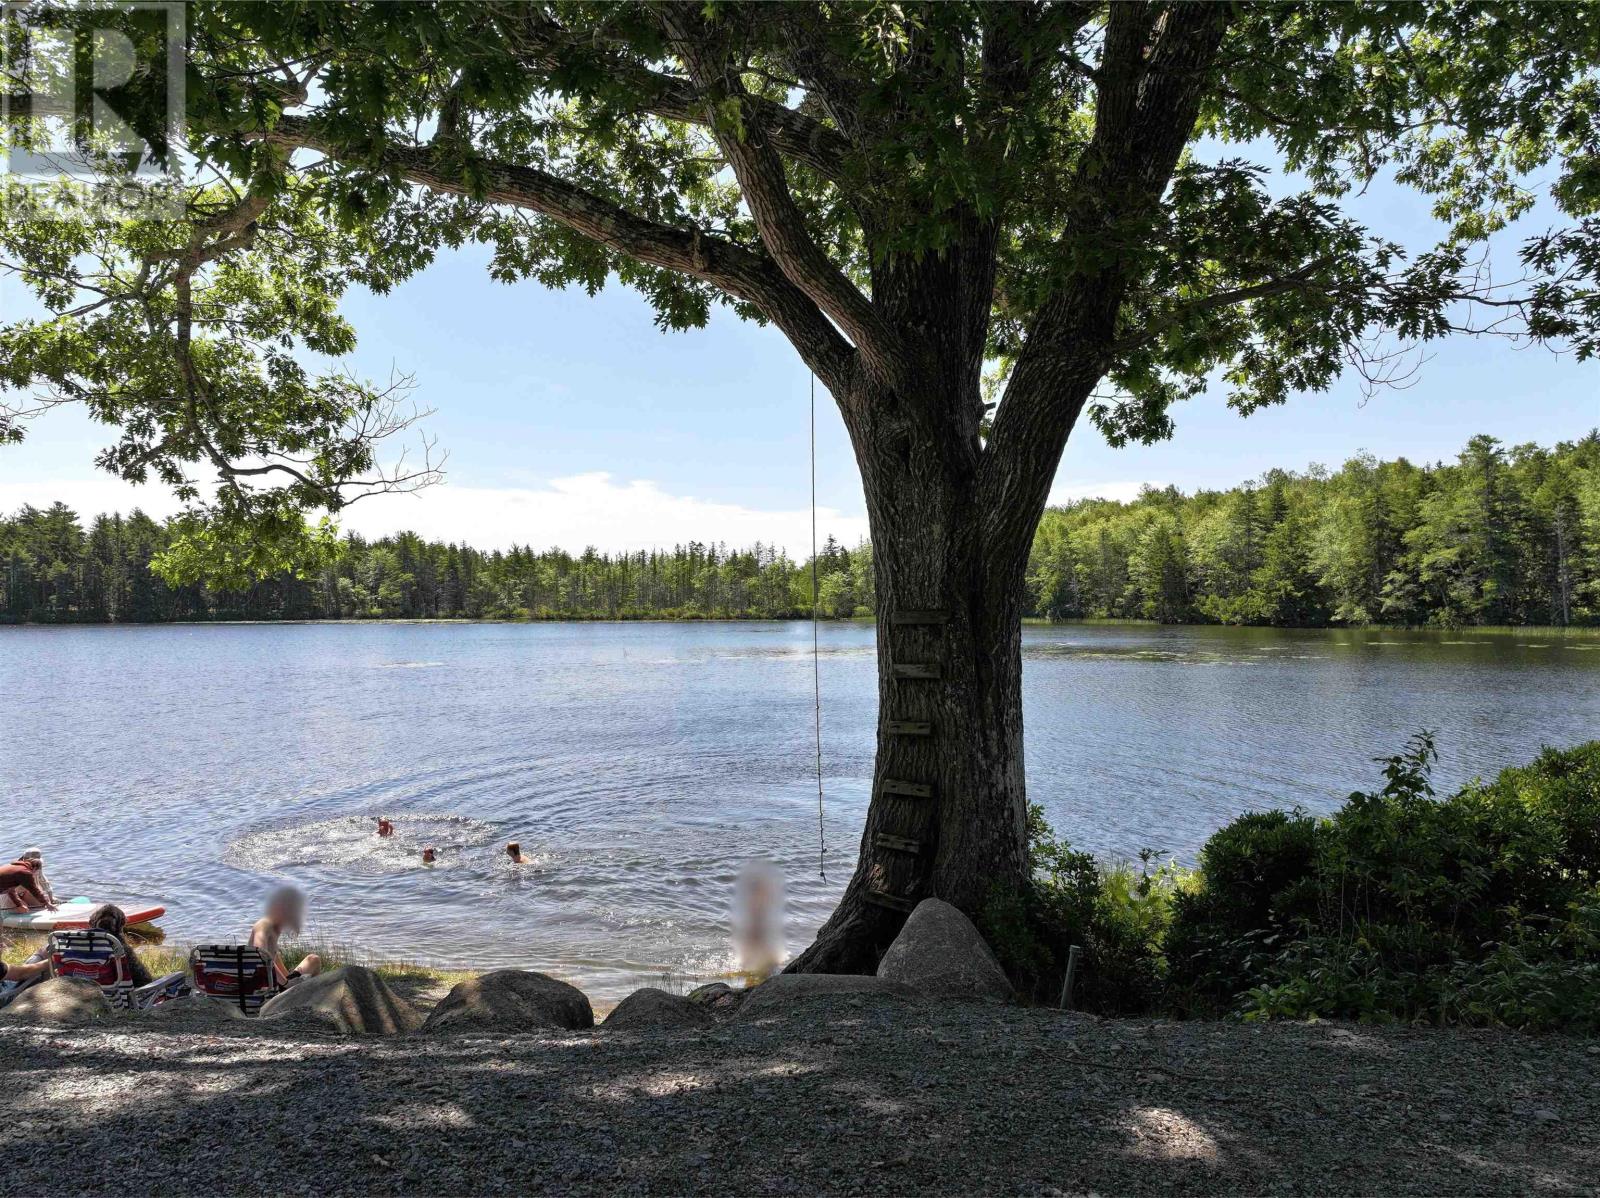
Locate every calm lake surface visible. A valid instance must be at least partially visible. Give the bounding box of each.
[3,621,1597,999]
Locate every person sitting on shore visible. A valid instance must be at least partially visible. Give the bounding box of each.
[0,925,50,999]
[86,903,155,988]
[506,842,526,864]
[248,887,323,990]
[0,856,55,913]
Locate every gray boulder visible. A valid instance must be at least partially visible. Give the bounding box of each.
[143,993,250,1026]
[603,987,712,1030]
[0,976,112,1025]
[736,972,917,1021]
[876,898,1014,1001]
[422,969,593,1035]
[258,965,422,1035]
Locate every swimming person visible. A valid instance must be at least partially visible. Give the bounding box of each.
[248,886,323,989]
[421,847,437,865]
[86,903,154,987]
[506,842,525,864]
[0,856,55,913]
[376,818,394,838]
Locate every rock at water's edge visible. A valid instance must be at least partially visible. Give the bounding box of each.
[685,981,745,1014]
[258,965,422,1035]
[603,987,713,1030]
[876,898,1015,1001]
[736,972,917,1021]
[0,976,112,1025]
[422,969,593,1034]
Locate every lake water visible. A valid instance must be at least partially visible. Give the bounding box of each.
[2,621,1596,999]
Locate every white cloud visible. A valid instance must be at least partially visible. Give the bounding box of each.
[0,472,870,559]
[0,477,184,522]
[342,473,869,558]
[1047,479,1162,506]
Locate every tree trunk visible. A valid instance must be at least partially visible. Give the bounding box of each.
[788,376,1033,974]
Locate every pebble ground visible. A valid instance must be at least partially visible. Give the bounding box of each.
[2,996,1596,1195]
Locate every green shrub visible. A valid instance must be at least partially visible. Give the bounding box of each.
[979,738,1600,1030]
[979,805,1188,1014]
[1165,808,1320,1015]
[1168,734,1600,1029]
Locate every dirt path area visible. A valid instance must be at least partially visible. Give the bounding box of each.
[2,996,1595,1195]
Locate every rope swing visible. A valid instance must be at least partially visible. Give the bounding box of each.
[810,370,827,882]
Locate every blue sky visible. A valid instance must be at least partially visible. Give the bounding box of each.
[2,174,1596,556]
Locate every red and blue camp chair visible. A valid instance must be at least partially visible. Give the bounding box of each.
[48,929,135,1009]
[48,930,189,1011]
[188,944,280,1015]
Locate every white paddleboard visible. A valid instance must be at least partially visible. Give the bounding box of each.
[0,896,166,932]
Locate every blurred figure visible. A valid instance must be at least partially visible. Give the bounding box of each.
[249,886,323,989]
[733,860,784,980]
[376,818,394,839]
[421,847,437,865]
[505,842,526,864]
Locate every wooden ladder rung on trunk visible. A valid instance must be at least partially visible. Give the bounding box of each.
[889,610,950,626]
[878,778,933,799]
[873,832,922,855]
[863,889,917,913]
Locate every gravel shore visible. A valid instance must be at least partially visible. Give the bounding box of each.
[3,994,1596,1196]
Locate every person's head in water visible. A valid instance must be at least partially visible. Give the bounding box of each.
[265,886,307,935]
[421,847,437,865]
[376,818,394,838]
[506,842,524,864]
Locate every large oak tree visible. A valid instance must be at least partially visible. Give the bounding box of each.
[3,2,1597,970]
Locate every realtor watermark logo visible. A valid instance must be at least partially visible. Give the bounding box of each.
[1,0,185,219]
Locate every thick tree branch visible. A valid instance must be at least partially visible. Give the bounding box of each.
[978,3,1232,565]
[264,116,856,397]
[490,7,851,184]
[660,8,899,379]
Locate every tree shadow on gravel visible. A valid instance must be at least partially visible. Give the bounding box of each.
[1,1004,1595,1196]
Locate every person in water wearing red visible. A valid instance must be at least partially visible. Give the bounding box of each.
[248,886,323,990]
[376,818,394,838]
[0,856,55,913]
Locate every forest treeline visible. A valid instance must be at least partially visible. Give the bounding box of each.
[4,432,1599,626]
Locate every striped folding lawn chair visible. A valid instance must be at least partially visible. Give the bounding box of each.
[48,929,135,1010]
[188,944,281,1015]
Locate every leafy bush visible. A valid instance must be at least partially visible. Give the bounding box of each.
[979,738,1600,1030]
[980,805,1188,1014]
[1170,735,1600,1030]
[1164,808,1320,1015]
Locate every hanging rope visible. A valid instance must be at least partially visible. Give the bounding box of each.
[810,370,827,882]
